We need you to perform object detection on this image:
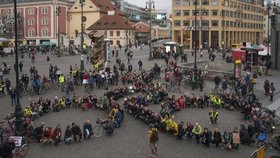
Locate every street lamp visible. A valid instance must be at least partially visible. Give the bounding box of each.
[267,2,271,61]
[146,0,155,60]
[221,10,225,57]
[125,15,129,53]
[80,0,85,54]
[13,0,24,136]
[193,0,198,75]
[56,5,61,51]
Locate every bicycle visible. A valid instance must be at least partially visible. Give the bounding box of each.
[259,107,280,126]
[92,119,106,138]
[13,143,29,158]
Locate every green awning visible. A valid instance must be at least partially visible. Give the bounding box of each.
[41,41,56,46]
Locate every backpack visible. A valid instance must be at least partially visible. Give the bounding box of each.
[151,129,159,142]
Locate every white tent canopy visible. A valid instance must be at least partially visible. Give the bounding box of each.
[0,37,10,42]
[258,49,271,56]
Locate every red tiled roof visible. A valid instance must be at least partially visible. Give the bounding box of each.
[134,22,150,33]
[90,0,124,16]
[87,14,134,30]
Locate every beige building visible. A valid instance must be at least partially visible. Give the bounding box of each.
[87,11,135,48]
[68,0,123,46]
[172,0,264,49]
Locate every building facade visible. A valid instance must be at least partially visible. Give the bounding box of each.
[172,0,264,49]
[68,0,123,47]
[87,11,135,48]
[0,0,73,46]
[112,0,149,21]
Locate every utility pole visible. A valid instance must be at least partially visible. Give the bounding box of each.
[194,0,198,75]
[14,0,24,136]
[267,3,271,60]
[56,6,61,51]
[146,0,155,60]
[80,0,84,54]
[126,15,129,52]
[222,9,225,55]
[199,0,202,51]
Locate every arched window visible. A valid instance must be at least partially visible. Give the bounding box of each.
[27,28,35,37]
[41,27,49,37]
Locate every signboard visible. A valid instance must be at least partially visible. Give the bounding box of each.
[10,136,22,147]
[156,13,167,20]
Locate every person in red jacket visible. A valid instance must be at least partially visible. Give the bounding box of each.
[179,96,185,109]
[52,124,62,146]
[41,127,52,144]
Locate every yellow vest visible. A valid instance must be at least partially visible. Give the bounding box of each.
[59,76,65,83]
[72,69,77,76]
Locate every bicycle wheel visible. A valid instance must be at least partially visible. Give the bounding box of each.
[21,89,28,96]
[39,87,47,95]
[19,144,29,158]
[273,115,280,126]
[92,125,104,138]
[28,88,35,96]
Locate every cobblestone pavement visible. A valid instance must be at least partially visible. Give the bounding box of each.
[0,47,279,158]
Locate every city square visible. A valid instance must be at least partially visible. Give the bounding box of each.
[1,0,280,158]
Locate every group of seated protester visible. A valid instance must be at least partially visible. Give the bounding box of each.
[123,96,264,150]
[28,120,94,145]
[123,97,162,128]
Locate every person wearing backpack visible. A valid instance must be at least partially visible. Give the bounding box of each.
[148,126,158,157]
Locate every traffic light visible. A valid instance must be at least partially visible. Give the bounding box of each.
[271,15,276,30]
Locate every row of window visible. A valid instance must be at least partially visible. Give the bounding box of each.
[174,0,219,6]
[27,7,48,15]
[173,0,262,14]
[27,18,49,26]
[174,10,263,21]
[109,30,133,36]
[174,20,263,29]
[27,27,49,37]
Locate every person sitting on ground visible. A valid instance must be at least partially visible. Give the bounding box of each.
[222,129,232,150]
[83,120,93,140]
[33,122,45,143]
[202,128,212,147]
[212,128,222,148]
[71,122,82,142]
[240,124,251,145]
[41,127,52,144]
[64,125,73,143]
[52,124,62,146]
[192,123,203,144]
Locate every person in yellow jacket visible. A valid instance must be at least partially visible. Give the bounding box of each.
[59,97,65,108]
[109,108,118,121]
[23,107,33,118]
[192,123,203,144]
[209,108,219,124]
[147,126,158,157]
[170,121,178,136]
[59,75,65,84]
[72,69,77,77]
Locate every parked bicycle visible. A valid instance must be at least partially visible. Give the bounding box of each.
[13,143,29,158]
[259,107,280,126]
